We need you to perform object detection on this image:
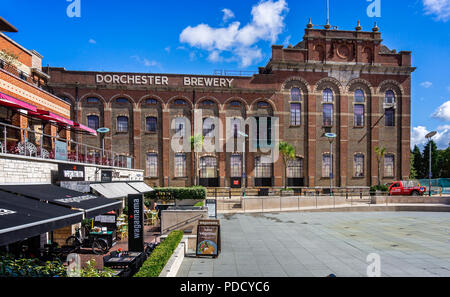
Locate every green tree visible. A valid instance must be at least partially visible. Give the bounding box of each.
[437,147,450,178]
[375,146,386,186]
[423,140,439,179]
[279,142,296,189]
[411,145,423,178]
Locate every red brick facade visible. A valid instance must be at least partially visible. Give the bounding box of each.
[46,26,415,188]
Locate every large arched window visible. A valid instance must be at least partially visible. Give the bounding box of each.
[117,116,129,132]
[290,103,301,126]
[323,88,334,103]
[174,99,187,105]
[354,89,365,102]
[385,90,395,104]
[116,98,129,104]
[87,115,99,131]
[290,88,301,101]
[287,157,304,178]
[200,156,218,178]
[146,117,157,132]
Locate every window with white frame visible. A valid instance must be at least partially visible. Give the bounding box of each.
[354,89,365,103]
[287,157,304,178]
[200,156,218,178]
[354,154,364,177]
[384,154,395,177]
[87,115,99,131]
[230,154,242,178]
[117,116,129,132]
[323,88,333,103]
[174,153,186,177]
[254,156,272,178]
[290,88,301,101]
[290,103,301,126]
[322,153,332,178]
[146,153,158,177]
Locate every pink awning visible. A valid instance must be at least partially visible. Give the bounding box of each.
[74,122,98,136]
[0,92,37,112]
[29,109,75,127]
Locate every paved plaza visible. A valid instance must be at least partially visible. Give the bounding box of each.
[177,212,450,277]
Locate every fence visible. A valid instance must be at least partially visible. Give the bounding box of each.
[0,121,134,168]
[418,179,450,195]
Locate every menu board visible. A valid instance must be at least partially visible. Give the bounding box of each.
[196,220,221,258]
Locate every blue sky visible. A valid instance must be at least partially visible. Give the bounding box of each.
[2,0,450,148]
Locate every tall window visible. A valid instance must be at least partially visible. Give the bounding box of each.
[254,156,272,178]
[200,156,217,178]
[231,118,241,138]
[203,118,215,137]
[323,88,333,103]
[174,153,186,177]
[230,154,242,178]
[290,103,301,126]
[290,88,301,101]
[174,118,186,136]
[323,104,333,126]
[322,153,332,178]
[146,117,157,132]
[385,109,395,126]
[117,116,128,132]
[146,153,158,177]
[354,89,365,103]
[255,117,272,148]
[287,157,304,178]
[354,154,364,177]
[87,115,99,131]
[385,90,395,104]
[384,154,395,177]
[354,104,364,127]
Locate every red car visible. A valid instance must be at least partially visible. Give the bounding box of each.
[388,181,427,196]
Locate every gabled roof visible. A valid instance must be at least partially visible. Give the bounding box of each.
[0,17,18,33]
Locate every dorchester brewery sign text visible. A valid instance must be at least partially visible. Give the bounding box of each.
[96,74,234,88]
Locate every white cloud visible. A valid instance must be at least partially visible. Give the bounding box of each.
[165,46,171,53]
[423,0,450,21]
[282,35,291,47]
[420,81,433,88]
[222,8,235,23]
[88,39,97,44]
[411,125,450,149]
[432,100,450,121]
[131,55,160,68]
[179,0,289,67]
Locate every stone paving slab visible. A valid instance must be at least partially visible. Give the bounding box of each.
[176,212,450,277]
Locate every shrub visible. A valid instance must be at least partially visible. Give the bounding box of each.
[370,185,389,193]
[134,230,184,277]
[0,255,67,277]
[146,187,206,201]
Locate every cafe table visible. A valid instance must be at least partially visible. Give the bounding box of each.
[104,252,142,269]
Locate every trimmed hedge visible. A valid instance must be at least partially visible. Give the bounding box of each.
[146,187,206,201]
[134,230,184,277]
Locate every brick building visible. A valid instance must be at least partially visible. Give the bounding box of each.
[45,22,415,189]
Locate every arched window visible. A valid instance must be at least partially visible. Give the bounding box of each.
[146,117,157,132]
[354,89,365,102]
[290,103,301,126]
[117,116,129,132]
[290,88,301,101]
[354,104,364,127]
[203,118,215,137]
[146,153,158,177]
[116,98,129,104]
[254,156,272,178]
[257,101,270,108]
[229,101,242,107]
[200,156,217,178]
[323,88,333,103]
[86,97,100,103]
[87,115,99,130]
[201,100,215,106]
[385,90,395,104]
[174,99,187,105]
[145,98,158,105]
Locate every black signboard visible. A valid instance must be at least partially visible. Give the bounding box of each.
[196,220,221,258]
[127,194,144,252]
[101,170,113,183]
[58,164,85,182]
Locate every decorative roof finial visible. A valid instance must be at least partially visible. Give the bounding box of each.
[324,19,331,30]
[372,21,379,32]
[307,18,313,29]
[355,20,362,31]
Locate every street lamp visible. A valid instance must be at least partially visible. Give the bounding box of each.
[97,127,110,159]
[325,133,337,196]
[238,131,248,198]
[425,131,437,197]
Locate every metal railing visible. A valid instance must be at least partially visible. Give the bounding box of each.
[0,121,134,169]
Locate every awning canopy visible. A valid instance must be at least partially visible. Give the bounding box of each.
[0,185,122,218]
[28,109,74,127]
[0,92,37,112]
[90,183,139,199]
[74,122,98,136]
[127,182,154,194]
[0,191,83,246]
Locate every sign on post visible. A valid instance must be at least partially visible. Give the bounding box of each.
[196,220,221,258]
[127,194,144,252]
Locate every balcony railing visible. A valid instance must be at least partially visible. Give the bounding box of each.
[0,121,134,169]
